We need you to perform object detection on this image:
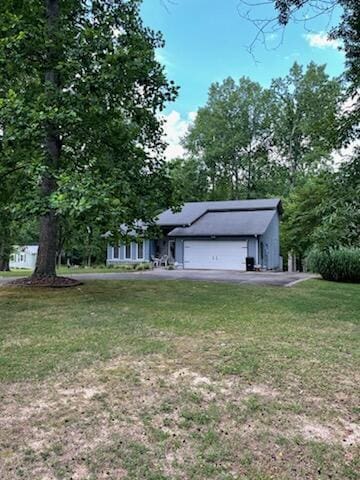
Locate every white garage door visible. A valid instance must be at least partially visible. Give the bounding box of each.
[184,240,247,270]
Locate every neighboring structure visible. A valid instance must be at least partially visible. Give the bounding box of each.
[107,199,282,271]
[10,245,39,270]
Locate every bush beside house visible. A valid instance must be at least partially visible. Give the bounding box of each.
[307,247,360,283]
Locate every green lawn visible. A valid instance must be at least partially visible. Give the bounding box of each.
[0,265,139,277]
[0,280,359,479]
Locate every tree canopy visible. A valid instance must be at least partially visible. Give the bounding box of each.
[182,62,343,200]
[0,0,178,279]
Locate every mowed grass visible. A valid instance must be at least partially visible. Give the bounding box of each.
[0,279,359,480]
[0,265,134,277]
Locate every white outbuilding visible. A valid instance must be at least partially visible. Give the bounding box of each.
[10,245,39,270]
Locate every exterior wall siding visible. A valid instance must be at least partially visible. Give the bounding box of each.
[9,254,37,269]
[259,212,280,269]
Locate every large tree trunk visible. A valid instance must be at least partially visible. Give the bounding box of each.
[32,0,60,279]
[0,258,10,271]
[0,241,10,271]
[33,202,58,277]
[0,222,11,271]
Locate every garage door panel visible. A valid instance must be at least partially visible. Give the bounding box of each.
[184,240,247,270]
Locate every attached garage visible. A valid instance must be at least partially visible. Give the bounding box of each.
[184,240,247,270]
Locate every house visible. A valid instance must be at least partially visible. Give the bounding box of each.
[107,198,282,271]
[10,245,39,269]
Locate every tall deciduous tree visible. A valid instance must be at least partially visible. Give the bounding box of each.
[281,176,330,260]
[270,62,343,185]
[183,64,343,198]
[0,0,177,282]
[311,150,360,249]
[282,150,360,260]
[245,0,359,142]
[184,77,273,199]
[167,157,209,202]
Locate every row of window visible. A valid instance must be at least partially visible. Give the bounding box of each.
[10,254,26,263]
[113,241,144,260]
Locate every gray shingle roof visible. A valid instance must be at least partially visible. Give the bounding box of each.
[156,198,281,227]
[168,209,276,237]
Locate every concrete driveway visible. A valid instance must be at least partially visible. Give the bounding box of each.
[0,269,315,287]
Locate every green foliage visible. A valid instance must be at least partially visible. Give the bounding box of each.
[181,63,343,201]
[167,157,208,202]
[282,152,360,258]
[271,62,343,185]
[307,247,360,283]
[271,0,359,144]
[0,0,178,275]
[333,0,360,143]
[281,175,330,258]
[311,152,360,249]
[184,76,275,199]
[135,262,152,271]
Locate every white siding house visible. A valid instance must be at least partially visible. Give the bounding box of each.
[10,245,39,269]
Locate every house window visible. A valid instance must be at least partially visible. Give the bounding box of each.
[113,246,119,259]
[125,243,132,260]
[137,241,144,260]
[20,254,24,262]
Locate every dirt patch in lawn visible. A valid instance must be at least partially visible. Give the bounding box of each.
[298,416,360,446]
[1,340,359,480]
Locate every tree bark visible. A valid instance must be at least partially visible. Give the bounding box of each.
[86,226,93,267]
[33,201,58,277]
[0,222,11,271]
[288,111,298,186]
[32,0,60,279]
[246,151,252,199]
[0,241,10,271]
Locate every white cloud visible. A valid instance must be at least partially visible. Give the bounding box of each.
[155,50,174,68]
[188,111,198,122]
[284,52,300,61]
[303,31,342,50]
[161,110,197,161]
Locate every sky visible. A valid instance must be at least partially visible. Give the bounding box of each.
[140,0,345,160]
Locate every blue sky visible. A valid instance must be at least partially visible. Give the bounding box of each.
[141,0,345,158]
